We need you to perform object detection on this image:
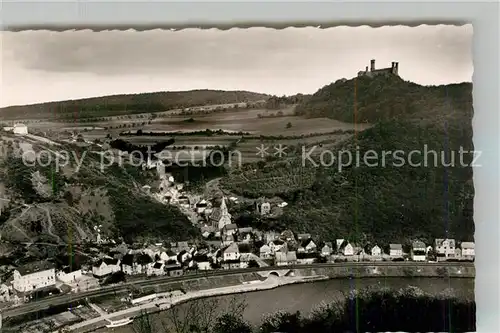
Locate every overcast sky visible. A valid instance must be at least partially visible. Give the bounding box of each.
[0,25,473,107]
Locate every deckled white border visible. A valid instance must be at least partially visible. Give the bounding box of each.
[1,2,499,332]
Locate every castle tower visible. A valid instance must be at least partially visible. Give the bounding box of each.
[370,59,375,71]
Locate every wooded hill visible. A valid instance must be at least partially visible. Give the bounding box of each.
[224,75,474,245]
[0,90,269,120]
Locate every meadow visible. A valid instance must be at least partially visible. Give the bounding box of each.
[12,105,369,166]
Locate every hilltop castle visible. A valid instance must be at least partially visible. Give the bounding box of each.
[358,59,399,78]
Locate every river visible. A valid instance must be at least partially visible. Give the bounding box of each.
[97,277,474,333]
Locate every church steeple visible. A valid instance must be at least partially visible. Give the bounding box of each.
[218,196,232,230]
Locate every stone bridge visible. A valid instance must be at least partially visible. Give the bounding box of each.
[257,269,293,278]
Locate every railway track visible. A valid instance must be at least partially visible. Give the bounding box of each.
[1,261,473,319]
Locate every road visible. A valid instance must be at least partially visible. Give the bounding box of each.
[1,261,473,320]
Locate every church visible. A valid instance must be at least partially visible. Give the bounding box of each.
[209,196,233,230]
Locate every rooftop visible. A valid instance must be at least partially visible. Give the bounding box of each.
[16,261,55,276]
[461,242,475,249]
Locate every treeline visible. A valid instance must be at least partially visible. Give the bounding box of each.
[0,90,269,120]
[109,139,175,158]
[119,129,251,137]
[257,286,475,333]
[265,93,310,109]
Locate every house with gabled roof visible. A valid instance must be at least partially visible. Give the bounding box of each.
[92,258,121,278]
[260,244,273,259]
[460,242,475,260]
[222,223,238,237]
[192,254,212,270]
[159,250,177,263]
[435,238,456,260]
[223,242,240,262]
[371,245,382,257]
[275,250,297,266]
[389,244,403,258]
[338,241,354,256]
[56,264,83,284]
[296,252,319,264]
[411,241,427,261]
[13,261,56,292]
[321,242,333,257]
[146,262,166,276]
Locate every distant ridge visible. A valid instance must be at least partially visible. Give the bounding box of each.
[0,89,270,120]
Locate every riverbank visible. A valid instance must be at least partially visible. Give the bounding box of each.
[67,262,475,332]
[66,275,326,333]
[92,276,474,333]
[2,263,473,332]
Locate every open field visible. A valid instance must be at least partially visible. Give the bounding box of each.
[143,107,363,136]
[6,105,370,166]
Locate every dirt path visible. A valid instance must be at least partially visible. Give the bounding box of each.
[41,205,63,243]
[7,206,34,243]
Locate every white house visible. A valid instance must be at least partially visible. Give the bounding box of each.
[146,262,166,276]
[196,260,212,270]
[13,261,56,293]
[389,244,403,257]
[0,283,10,302]
[411,241,427,261]
[159,250,177,263]
[13,123,28,135]
[434,239,456,258]
[321,243,333,256]
[371,245,382,256]
[222,224,238,237]
[342,243,354,256]
[223,242,240,262]
[304,240,317,253]
[275,251,297,266]
[460,242,475,260]
[259,245,273,259]
[257,202,271,216]
[92,258,121,278]
[56,266,83,284]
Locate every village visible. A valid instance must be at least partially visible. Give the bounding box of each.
[0,122,476,309]
[0,187,476,308]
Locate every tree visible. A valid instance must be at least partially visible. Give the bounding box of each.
[260,310,302,333]
[286,122,292,129]
[248,259,259,268]
[133,310,155,333]
[212,314,252,333]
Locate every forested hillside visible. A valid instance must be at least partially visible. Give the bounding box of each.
[224,75,474,245]
[0,90,269,120]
